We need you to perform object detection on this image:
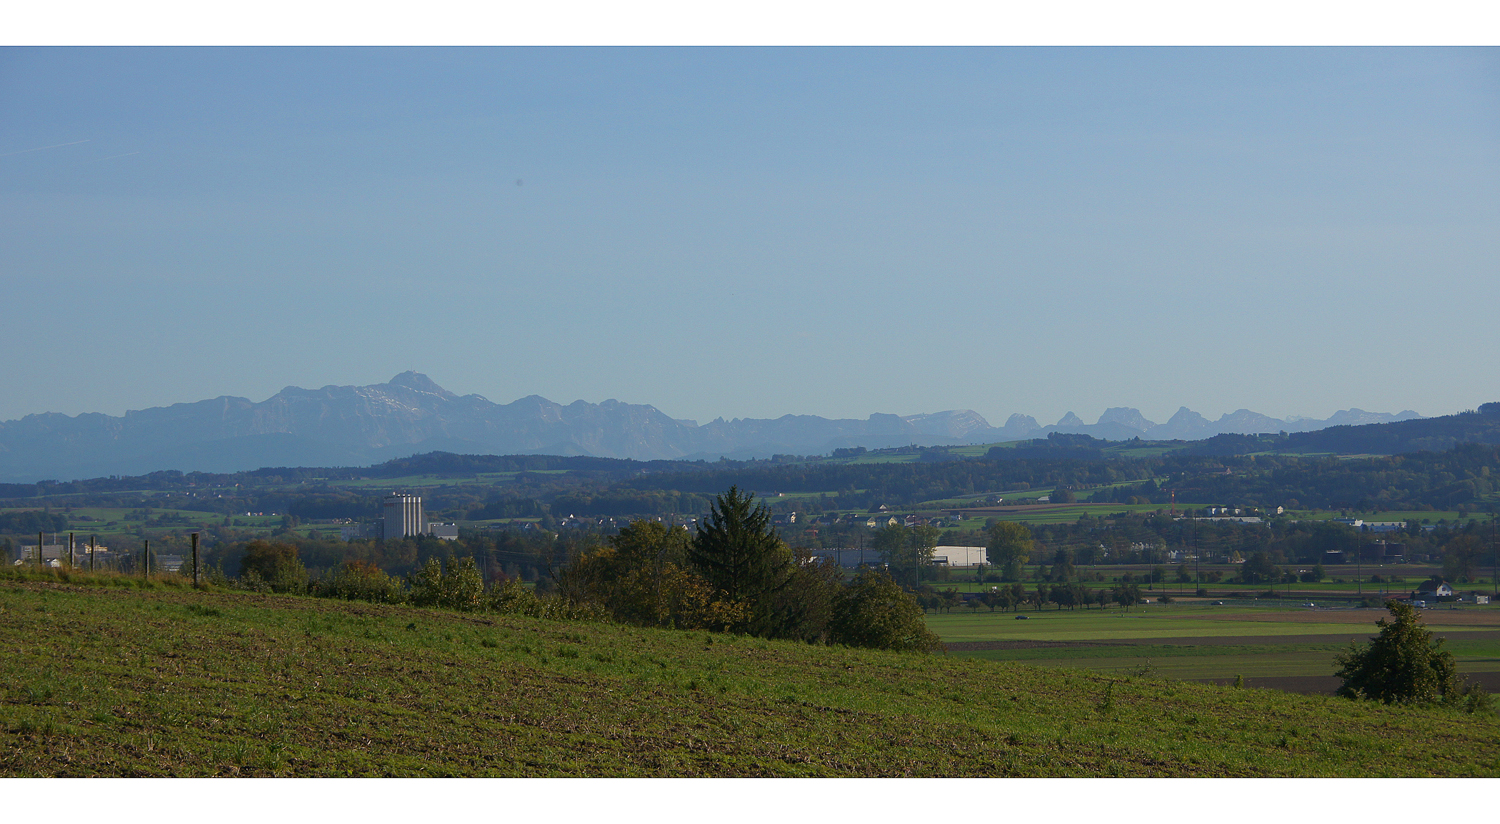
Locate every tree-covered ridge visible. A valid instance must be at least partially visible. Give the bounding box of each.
[612,445,1500,513]
[1284,403,1500,454]
[5,443,1499,541]
[1164,444,1500,511]
[5,397,1500,521]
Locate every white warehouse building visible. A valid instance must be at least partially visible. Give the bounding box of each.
[930,546,989,567]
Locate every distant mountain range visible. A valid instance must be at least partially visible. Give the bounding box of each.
[0,372,1427,482]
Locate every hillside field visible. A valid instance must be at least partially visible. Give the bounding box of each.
[1,571,1496,777]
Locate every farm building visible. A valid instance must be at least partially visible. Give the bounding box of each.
[930,546,988,567]
[1413,580,1454,599]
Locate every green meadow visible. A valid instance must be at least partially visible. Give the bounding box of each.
[926,603,1500,685]
[1,571,1496,777]
[328,470,571,490]
[16,507,283,544]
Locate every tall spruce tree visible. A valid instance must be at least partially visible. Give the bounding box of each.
[689,486,793,634]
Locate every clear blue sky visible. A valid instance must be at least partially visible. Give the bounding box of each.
[2,47,1497,428]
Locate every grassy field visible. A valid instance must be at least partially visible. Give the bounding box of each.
[936,503,1170,523]
[327,470,572,490]
[1,570,1496,777]
[926,602,1500,688]
[9,507,284,544]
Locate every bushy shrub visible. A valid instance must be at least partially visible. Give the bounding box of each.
[238,541,307,594]
[1448,682,1494,716]
[203,562,232,588]
[319,560,406,604]
[407,558,445,607]
[238,569,271,593]
[487,577,545,616]
[443,557,485,611]
[487,578,608,622]
[828,569,944,653]
[408,557,484,611]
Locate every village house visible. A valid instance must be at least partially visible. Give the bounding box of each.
[1414,580,1454,600]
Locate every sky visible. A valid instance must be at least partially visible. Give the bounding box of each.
[3,44,1498,428]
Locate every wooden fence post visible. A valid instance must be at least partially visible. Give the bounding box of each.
[69,532,75,568]
[38,531,43,571]
[143,539,150,579]
[192,532,200,587]
[90,535,96,573]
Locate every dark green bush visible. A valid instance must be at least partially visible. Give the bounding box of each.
[238,541,307,594]
[828,569,944,653]
[1336,601,1460,705]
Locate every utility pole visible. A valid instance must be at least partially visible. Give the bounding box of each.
[192,532,200,587]
[37,531,43,571]
[912,525,919,590]
[90,535,96,573]
[1194,515,1201,594]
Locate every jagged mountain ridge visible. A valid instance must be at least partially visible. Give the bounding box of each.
[0,372,1424,481]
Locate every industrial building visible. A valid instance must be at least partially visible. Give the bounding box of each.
[382,494,426,540]
[378,494,458,541]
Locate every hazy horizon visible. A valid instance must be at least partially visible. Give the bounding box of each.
[0,368,1438,431]
[4,48,1496,428]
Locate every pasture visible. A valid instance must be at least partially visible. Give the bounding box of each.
[328,470,571,490]
[927,602,1500,694]
[9,506,283,544]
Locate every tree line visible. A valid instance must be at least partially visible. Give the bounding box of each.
[200,487,942,654]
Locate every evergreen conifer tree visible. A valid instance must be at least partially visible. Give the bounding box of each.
[689,486,793,634]
[1335,601,1460,704]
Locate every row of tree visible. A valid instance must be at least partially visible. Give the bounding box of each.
[557,487,942,652]
[220,487,942,654]
[917,581,1145,613]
